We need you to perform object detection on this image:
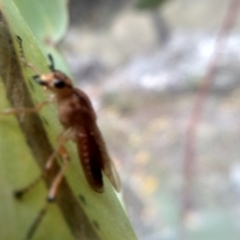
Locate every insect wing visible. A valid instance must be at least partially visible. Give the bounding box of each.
[91,125,121,192]
[74,88,121,192]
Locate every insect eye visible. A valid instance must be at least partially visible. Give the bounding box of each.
[54,79,66,88]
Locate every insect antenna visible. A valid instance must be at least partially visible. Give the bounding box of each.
[16,35,41,75]
[48,54,55,72]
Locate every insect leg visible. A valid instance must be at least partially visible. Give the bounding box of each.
[14,131,70,199]
[44,130,72,201]
[25,150,69,240]
[47,154,69,201]
[14,175,43,199]
[44,130,71,171]
[26,202,49,240]
[1,100,51,117]
[25,135,70,239]
[1,100,57,199]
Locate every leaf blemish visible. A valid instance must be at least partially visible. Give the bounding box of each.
[41,116,49,126]
[28,80,35,91]
[92,220,100,231]
[79,194,86,205]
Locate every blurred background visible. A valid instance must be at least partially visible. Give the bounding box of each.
[60,0,240,239]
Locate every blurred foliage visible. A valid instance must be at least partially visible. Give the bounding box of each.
[136,0,169,9]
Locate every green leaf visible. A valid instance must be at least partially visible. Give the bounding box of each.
[0,0,137,239]
[13,0,71,77]
[13,0,68,43]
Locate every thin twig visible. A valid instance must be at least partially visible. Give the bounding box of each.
[182,0,240,236]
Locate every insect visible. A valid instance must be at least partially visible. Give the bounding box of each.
[2,36,121,238]
[31,56,121,193]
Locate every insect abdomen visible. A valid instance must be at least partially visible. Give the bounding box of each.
[76,130,104,192]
